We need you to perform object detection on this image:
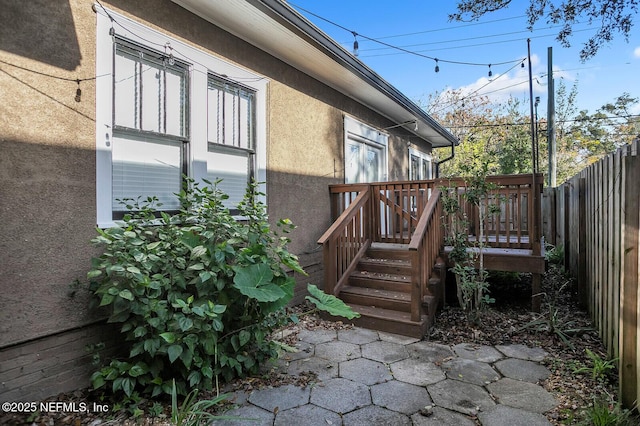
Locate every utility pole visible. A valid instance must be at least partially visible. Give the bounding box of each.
[547,47,556,187]
[527,39,536,174]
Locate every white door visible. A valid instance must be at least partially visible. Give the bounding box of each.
[344,117,387,184]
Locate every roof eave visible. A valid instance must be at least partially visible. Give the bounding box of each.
[170,0,458,148]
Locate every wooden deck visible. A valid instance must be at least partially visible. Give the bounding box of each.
[318,174,545,337]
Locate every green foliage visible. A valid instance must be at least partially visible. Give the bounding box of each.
[579,400,636,426]
[441,164,500,323]
[573,349,617,382]
[306,284,361,319]
[545,243,565,265]
[518,282,592,349]
[88,179,304,397]
[170,380,236,426]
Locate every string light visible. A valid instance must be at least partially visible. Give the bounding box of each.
[292,3,524,70]
[488,64,492,77]
[434,58,439,73]
[352,32,359,56]
[75,79,82,102]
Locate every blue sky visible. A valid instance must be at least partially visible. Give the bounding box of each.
[289,0,640,118]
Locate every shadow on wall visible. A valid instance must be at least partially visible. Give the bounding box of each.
[0,0,82,71]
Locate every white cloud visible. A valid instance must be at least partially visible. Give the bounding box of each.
[634,46,640,58]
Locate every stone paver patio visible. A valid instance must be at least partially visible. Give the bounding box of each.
[213,327,556,425]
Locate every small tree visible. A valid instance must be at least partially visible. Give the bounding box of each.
[442,163,499,323]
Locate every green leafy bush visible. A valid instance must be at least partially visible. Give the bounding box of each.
[88,179,307,397]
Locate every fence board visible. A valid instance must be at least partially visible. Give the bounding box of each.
[544,139,639,408]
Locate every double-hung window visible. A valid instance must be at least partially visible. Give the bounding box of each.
[111,41,188,217]
[206,76,256,212]
[96,8,267,227]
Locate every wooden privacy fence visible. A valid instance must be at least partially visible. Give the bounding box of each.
[544,139,640,408]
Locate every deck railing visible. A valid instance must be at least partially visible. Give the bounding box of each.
[319,174,544,320]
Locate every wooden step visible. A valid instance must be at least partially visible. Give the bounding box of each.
[339,285,411,312]
[349,273,411,292]
[358,257,412,275]
[338,303,429,338]
[367,247,411,261]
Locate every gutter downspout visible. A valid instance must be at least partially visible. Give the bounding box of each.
[435,140,456,178]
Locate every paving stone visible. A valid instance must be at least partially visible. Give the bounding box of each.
[298,329,336,344]
[338,328,379,344]
[453,343,504,363]
[379,331,420,345]
[361,340,409,363]
[310,377,371,414]
[371,380,431,414]
[495,344,548,362]
[442,358,500,385]
[428,379,496,416]
[494,358,551,383]
[410,407,477,426]
[487,378,558,413]
[478,404,553,426]
[248,384,310,412]
[340,357,392,385]
[278,340,314,362]
[274,403,342,426]
[223,390,249,406]
[212,404,274,426]
[342,405,411,426]
[285,356,339,381]
[391,358,446,386]
[407,341,455,362]
[314,340,361,362]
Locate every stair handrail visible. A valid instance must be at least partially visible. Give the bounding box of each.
[408,188,443,322]
[318,186,372,296]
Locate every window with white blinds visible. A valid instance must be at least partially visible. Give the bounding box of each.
[206,75,256,211]
[111,41,188,216]
[95,10,268,227]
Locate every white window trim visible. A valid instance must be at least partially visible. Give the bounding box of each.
[408,146,433,180]
[96,8,267,227]
[343,116,388,183]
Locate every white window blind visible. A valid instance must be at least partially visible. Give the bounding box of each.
[206,148,251,209]
[112,135,182,211]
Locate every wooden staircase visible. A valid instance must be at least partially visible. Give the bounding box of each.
[335,244,445,338]
[318,174,545,338]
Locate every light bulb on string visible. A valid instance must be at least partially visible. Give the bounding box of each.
[74,79,82,103]
[434,59,439,73]
[488,64,492,77]
[521,60,525,68]
[352,32,359,57]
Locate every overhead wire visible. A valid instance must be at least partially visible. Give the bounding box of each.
[290,3,525,68]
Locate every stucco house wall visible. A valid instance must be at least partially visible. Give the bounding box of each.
[0,0,437,401]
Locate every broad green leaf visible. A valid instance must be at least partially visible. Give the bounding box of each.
[191,245,207,258]
[239,330,251,347]
[159,332,177,343]
[187,263,205,271]
[119,289,134,301]
[168,345,183,363]
[306,284,360,319]
[87,269,102,279]
[146,241,162,250]
[128,363,148,377]
[232,264,285,302]
[178,316,193,332]
[99,294,114,306]
[126,266,141,274]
